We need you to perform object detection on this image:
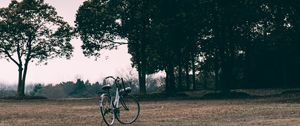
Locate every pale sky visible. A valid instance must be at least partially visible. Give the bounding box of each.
[0,0,134,85]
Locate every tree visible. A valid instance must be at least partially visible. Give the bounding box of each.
[0,0,74,97]
[30,83,43,96]
[76,0,300,94]
[121,0,164,95]
[205,0,300,89]
[76,0,162,95]
[146,0,210,93]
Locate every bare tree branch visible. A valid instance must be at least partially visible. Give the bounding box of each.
[104,39,128,45]
[4,49,19,66]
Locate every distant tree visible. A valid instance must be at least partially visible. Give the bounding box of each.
[30,83,43,96]
[74,79,86,92]
[0,0,74,97]
[65,79,87,97]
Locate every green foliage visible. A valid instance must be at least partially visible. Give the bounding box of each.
[75,0,124,58]
[30,83,43,96]
[122,0,164,74]
[26,77,163,98]
[0,0,74,62]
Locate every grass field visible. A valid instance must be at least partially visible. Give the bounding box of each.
[1,92,300,126]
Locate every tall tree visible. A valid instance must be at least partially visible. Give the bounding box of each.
[151,0,210,93]
[76,0,162,95]
[0,0,74,97]
[237,0,300,88]
[121,0,163,95]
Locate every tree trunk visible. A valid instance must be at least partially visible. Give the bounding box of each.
[17,35,33,98]
[139,34,147,94]
[213,1,222,91]
[138,4,148,95]
[178,62,183,91]
[17,65,24,97]
[138,64,146,95]
[165,62,175,95]
[192,56,196,90]
[165,69,170,93]
[220,58,231,93]
[214,55,220,90]
[185,62,190,90]
[20,60,30,97]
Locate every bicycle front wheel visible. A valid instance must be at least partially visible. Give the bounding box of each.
[99,94,115,126]
[116,95,140,124]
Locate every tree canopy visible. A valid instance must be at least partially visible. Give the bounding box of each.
[76,0,300,95]
[0,0,74,97]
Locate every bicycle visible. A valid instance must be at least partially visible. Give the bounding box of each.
[98,76,140,126]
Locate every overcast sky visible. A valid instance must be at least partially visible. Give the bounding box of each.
[0,0,134,85]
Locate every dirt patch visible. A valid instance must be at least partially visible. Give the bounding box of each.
[1,96,300,126]
[201,91,253,99]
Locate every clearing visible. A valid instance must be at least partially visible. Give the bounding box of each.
[1,92,300,126]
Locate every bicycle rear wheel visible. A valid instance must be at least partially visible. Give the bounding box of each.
[99,94,115,126]
[115,94,140,124]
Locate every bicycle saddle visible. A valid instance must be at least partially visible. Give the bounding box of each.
[102,85,112,90]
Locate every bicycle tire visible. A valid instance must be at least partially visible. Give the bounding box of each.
[115,94,140,124]
[99,94,115,126]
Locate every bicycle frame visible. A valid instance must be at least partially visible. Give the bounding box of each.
[113,86,120,109]
[101,76,125,112]
[100,76,140,125]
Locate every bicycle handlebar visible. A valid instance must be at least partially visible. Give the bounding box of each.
[103,76,115,82]
[102,76,126,90]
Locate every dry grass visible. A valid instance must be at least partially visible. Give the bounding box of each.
[0,96,300,126]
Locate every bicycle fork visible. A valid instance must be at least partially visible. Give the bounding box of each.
[113,89,120,116]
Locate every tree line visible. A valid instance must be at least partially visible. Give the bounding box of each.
[0,76,164,98]
[76,0,300,94]
[1,0,300,97]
